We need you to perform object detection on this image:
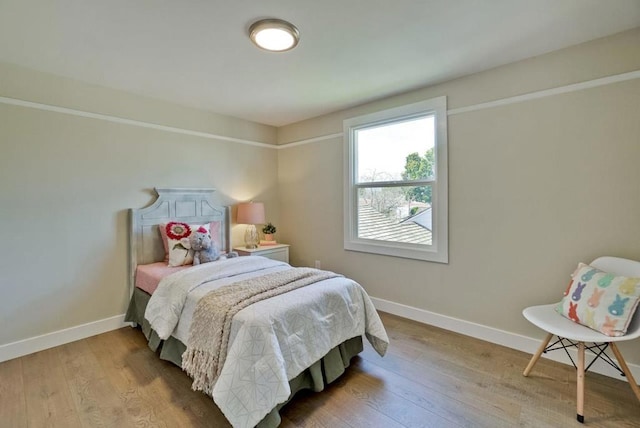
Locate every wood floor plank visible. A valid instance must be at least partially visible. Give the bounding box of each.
[4,310,640,427]
[360,344,520,425]
[58,339,132,427]
[351,357,511,428]
[337,363,461,427]
[375,312,640,427]
[280,389,353,428]
[117,327,233,427]
[279,399,337,428]
[288,374,406,428]
[0,357,27,428]
[85,330,183,427]
[21,347,82,428]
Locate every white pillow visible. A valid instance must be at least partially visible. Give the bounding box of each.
[161,222,210,267]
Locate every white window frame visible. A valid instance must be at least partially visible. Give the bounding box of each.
[343,96,448,263]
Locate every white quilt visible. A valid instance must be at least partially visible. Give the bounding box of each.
[144,257,389,428]
[145,256,287,339]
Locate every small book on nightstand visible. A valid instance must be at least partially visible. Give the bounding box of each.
[259,240,277,246]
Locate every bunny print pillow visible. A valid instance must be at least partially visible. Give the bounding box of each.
[557,263,640,336]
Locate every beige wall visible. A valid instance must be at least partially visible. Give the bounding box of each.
[2,28,640,367]
[0,63,279,345]
[277,28,640,363]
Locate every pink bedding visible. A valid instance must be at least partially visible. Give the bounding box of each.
[135,262,190,294]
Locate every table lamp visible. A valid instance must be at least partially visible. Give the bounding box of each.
[237,202,265,249]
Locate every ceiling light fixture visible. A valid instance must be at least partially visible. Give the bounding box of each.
[249,19,299,52]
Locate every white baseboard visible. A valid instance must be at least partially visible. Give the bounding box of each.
[370,297,640,382]
[3,300,639,383]
[0,314,128,363]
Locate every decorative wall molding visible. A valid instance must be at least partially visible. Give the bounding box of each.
[0,314,128,363]
[446,69,640,116]
[278,69,640,149]
[276,132,343,149]
[0,96,274,149]
[3,69,637,151]
[370,296,640,382]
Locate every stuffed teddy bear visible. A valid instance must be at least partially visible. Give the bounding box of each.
[190,226,238,265]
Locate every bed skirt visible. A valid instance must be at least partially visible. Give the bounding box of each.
[124,287,363,427]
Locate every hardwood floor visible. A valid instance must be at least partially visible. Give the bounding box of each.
[1,312,639,427]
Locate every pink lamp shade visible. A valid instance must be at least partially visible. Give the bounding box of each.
[237,202,265,225]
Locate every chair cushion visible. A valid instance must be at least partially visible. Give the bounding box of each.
[556,263,640,336]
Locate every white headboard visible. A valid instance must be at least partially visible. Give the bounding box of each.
[128,188,231,295]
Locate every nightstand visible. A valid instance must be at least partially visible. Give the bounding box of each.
[234,244,290,263]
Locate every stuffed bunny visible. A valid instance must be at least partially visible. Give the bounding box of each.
[189,226,238,265]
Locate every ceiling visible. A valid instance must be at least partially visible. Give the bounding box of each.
[1,1,639,127]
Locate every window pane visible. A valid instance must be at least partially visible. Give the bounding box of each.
[357,186,432,245]
[356,115,435,183]
[344,95,447,262]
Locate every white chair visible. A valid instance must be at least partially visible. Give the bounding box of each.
[522,256,640,423]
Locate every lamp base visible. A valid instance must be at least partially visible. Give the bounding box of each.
[244,224,259,249]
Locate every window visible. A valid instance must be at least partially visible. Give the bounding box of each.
[343,96,448,263]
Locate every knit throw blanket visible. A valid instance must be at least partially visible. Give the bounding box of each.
[182,267,341,395]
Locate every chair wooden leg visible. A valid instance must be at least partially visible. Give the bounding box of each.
[610,343,640,404]
[577,342,585,423]
[523,332,553,376]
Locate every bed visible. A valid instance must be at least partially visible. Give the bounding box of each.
[124,188,388,428]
